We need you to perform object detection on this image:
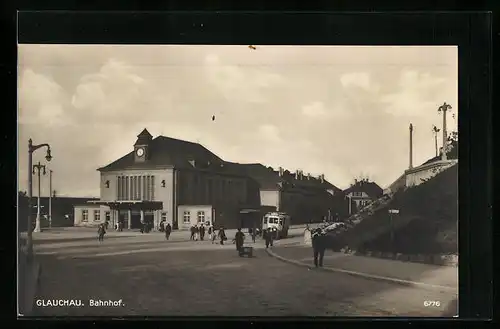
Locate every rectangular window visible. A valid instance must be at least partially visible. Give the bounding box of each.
[82,210,88,222]
[132,176,136,200]
[94,210,100,222]
[138,176,142,200]
[145,175,150,201]
[161,212,167,222]
[183,211,191,224]
[197,211,205,223]
[117,177,121,200]
[151,176,155,201]
[105,211,110,222]
[125,176,129,200]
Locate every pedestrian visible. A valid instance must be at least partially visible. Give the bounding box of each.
[160,220,165,232]
[264,228,274,249]
[200,224,205,241]
[234,228,245,256]
[251,226,256,243]
[312,228,326,268]
[211,226,218,244]
[190,225,195,240]
[218,227,226,245]
[194,224,199,241]
[97,224,106,242]
[208,225,213,241]
[165,222,172,240]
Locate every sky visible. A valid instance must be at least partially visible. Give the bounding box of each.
[17,45,458,197]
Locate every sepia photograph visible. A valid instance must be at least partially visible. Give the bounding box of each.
[18,44,458,317]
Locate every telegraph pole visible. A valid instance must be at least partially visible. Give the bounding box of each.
[432,125,441,157]
[49,169,53,229]
[33,162,46,233]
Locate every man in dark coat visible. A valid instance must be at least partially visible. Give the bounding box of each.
[234,228,245,255]
[251,226,257,243]
[165,223,172,240]
[190,225,195,240]
[312,228,327,268]
[200,224,206,241]
[218,227,226,245]
[97,224,106,242]
[264,228,274,249]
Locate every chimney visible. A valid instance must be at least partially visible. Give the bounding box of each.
[320,174,324,183]
[299,170,304,180]
[307,173,311,180]
[295,170,299,179]
[278,167,284,177]
[409,123,414,169]
[354,179,358,184]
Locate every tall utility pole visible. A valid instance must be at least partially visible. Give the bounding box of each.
[49,169,53,229]
[438,102,452,160]
[432,125,441,157]
[409,123,413,169]
[32,162,46,233]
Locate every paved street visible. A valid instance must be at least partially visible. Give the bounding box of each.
[30,230,457,317]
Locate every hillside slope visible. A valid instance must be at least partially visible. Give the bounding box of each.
[329,164,458,254]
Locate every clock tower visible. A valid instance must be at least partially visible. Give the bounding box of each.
[134,128,153,163]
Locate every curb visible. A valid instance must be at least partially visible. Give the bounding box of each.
[265,248,456,293]
[353,250,458,267]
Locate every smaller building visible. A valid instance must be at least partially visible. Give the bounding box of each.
[343,179,383,214]
[18,193,99,231]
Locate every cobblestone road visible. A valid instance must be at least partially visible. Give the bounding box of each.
[31,235,457,317]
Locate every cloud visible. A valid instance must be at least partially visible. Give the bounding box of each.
[204,54,283,103]
[340,72,379,93]
[380,69,453,118]
[18,69,69,127]
[71,59,167,123]
[302,101,327,117]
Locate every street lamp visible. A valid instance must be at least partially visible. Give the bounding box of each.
[49,169,53,229]
[32,162,46,233]
[438,102,452,160]
[26,139,52,262]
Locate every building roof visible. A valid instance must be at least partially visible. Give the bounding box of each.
[343,180,383,198]
[223,162,341,192]
[18,195,99,210]
[222,162,281,190]
[98,135,225,172]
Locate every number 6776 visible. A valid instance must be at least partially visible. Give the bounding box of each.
[424,301,441,307]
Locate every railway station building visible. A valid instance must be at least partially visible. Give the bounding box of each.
[74,129,343,230]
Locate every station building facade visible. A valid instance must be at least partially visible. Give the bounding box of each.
[74,129,343,230]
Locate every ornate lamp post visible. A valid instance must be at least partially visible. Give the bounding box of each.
[32,162,46,233]
[438,102,452,160]
[49,169,53,229]
[26,139,52,262]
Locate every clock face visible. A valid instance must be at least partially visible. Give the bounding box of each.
[136,148,145,157]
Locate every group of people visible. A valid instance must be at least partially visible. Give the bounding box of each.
[189,224,229,245]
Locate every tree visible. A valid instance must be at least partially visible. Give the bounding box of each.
[446,131,458,159]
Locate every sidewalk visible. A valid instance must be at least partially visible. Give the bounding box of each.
[18,252,41,316]
[269,246,458,290]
